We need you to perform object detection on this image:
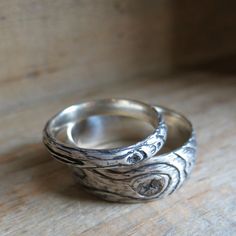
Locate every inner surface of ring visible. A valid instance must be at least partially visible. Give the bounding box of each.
[69,112,192,151]
[49,99,159,149]
[158,112,192,154]
[70,115,155,149]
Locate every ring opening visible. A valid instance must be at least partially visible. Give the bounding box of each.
[48,99,159,149]
[70,115,155,149]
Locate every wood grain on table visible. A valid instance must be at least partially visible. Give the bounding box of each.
[0,0,236,235]
[0,74,236,235]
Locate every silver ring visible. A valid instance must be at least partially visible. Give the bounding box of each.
[43,100,196,203]
[43,99,167,167]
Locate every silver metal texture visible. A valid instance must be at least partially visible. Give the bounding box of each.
[43,99,197,203]
[43,99,167,167]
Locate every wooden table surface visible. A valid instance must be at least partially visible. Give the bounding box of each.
[0,72,235,236]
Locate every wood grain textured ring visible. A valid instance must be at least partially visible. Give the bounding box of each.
[43,99,196,202]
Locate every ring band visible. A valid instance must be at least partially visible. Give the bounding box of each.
[43,99,167,167]
[43,100,196,202]
[72,106,196,202]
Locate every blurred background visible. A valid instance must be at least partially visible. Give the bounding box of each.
[1,0,236,139]
[1,0,236,152]
[0,1,236,235]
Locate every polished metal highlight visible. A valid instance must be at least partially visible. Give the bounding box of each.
[43,99,197,203]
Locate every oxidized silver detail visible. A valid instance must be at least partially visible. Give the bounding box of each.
[72,131,196,202]
[43,99,167,168]
[43,100,197,203]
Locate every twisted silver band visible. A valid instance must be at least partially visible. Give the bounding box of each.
[43,99,196,202]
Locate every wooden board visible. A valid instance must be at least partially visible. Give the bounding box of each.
[1,0,236,83]
[0,73,236,235]
[0,0,236,235]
